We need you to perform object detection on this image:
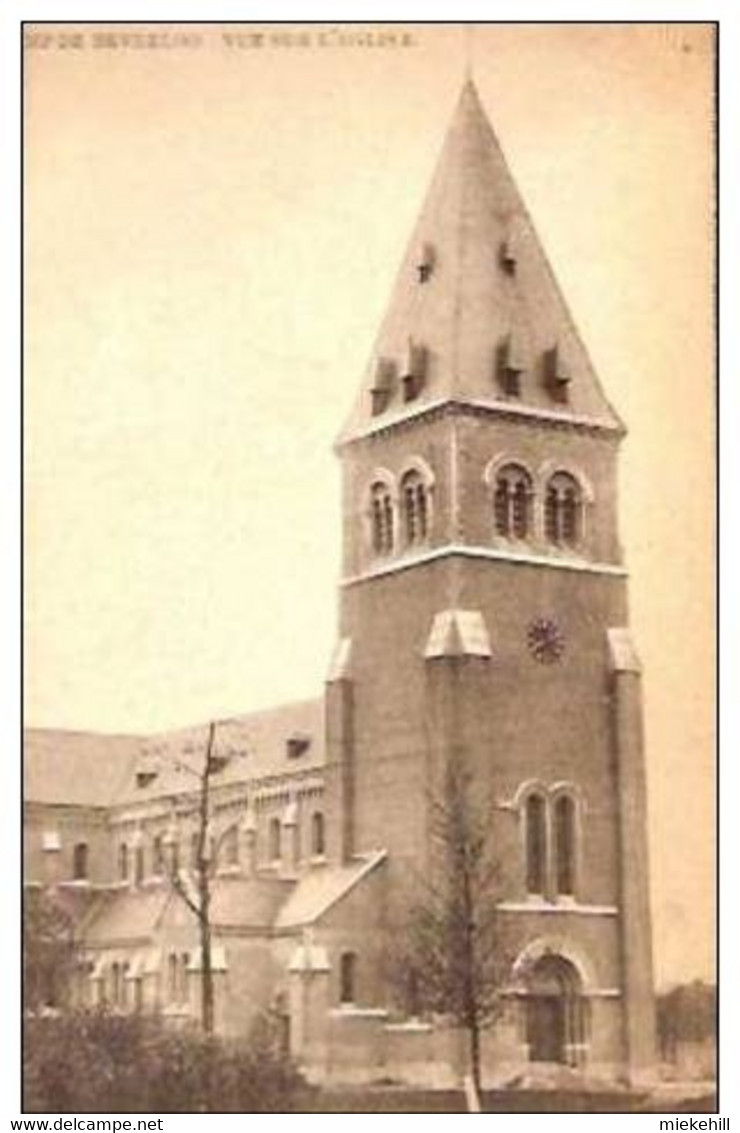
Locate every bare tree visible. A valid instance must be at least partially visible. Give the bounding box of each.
[391,761,511,1105]
[168,720,233,1034]
[23,888,76,1013]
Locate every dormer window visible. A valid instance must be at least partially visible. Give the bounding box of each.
[497,333,524,398]
[401,340,427,402]
[415,242,435,283]
[287,734,311,759]
[136,766,158,789]
[370,358,394,416]
[544,344,571,403]
[499,238,517,275]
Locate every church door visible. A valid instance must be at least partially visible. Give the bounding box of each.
[525,954,584,1065]
[528,994,566,1062]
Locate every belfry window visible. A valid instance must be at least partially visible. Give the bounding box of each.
[545,472,582,547]
[554,795,577,897]
[524,795,547,895]
[493,464,532,539]
[118,843,129,882]
[370,482,394,555]
[401,470,429,546]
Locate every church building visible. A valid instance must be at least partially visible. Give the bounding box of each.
[24,79,656,1088]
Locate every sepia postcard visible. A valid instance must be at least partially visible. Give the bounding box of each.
[19,20,717,1118]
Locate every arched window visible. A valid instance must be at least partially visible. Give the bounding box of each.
[524,795,547,895]
[554,795,577,897]
[72,842,89,881]
[221,825,239,867]
[134,843,145,884]
[111,961,122,1007]
[311,811,326,856]
[339,951,357,1004]
[493,464,532,539]
[268,817,281,862]
[545,472,582,546]
[168,951,189,1004]
[121,962,130,1009]
[180,952,190,1004]
[401,469,429,546]
[169,837,180,875]
[152,834,164,876]
[168,952,178,1002]
[370,482,394,555]
[118,843,129,882]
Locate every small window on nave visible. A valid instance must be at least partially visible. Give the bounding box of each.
[72,842,89,881]
[152,834,165,876]
[268,817,281,863]
[134,843,145,885]
[311,811,326,857]
[339,951,357,1005]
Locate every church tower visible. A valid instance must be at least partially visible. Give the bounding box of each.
[326,80,655,1081]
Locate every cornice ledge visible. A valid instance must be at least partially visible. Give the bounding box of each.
[342,544,627,587]
[336,396,624,448]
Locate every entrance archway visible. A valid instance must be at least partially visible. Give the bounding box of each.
[525,954,588,1065]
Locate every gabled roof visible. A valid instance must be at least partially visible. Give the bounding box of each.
[24,698,325,809]
[209,874,293,930]
[81,887,170,944]
[339,79,622,444]
[81,874,295,945]
[274,851,387,930]
[23,730,140,807]
[111,698,325,807]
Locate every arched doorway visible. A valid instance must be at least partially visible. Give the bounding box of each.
[525,954,588,1065]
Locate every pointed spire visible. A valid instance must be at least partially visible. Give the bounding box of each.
[338,80,622,443]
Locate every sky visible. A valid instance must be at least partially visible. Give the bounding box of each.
[23,22,715,988]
